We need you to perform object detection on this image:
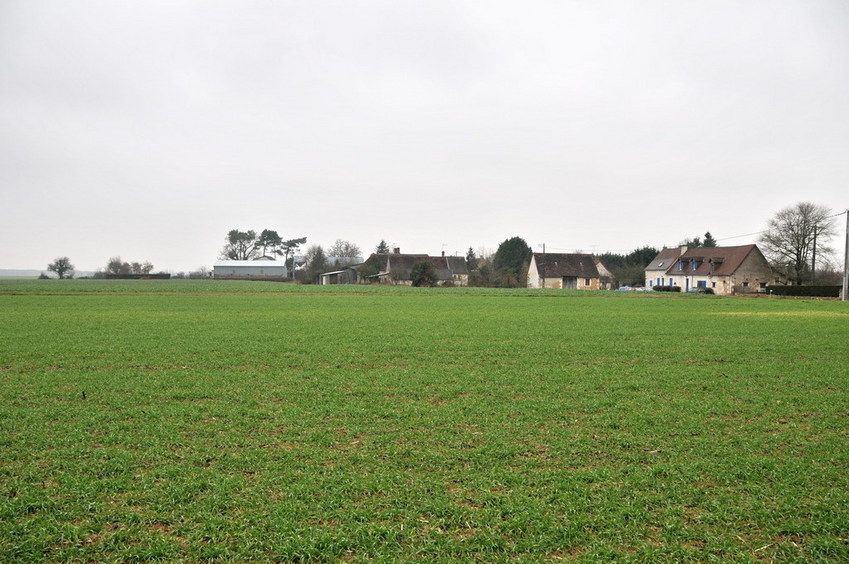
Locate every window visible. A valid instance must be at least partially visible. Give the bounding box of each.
[585,278,591,286]
[742,281,749,288]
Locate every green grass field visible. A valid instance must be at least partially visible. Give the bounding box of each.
[1,280,848,562]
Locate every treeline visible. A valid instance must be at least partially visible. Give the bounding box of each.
[597,247,660,287]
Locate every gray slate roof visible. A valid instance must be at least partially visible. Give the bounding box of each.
[386,254,469,281]
[532,253,601,278]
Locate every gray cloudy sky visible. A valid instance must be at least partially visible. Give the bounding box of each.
[2,0,847,272]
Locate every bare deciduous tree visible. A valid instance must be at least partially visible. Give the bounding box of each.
[759,202,836,285]
[327,239,362,266]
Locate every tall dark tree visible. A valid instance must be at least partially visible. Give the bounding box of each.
[281,237,307,277]
[465,247,478,271]
[759,202,836,285]
[257,229,283,258]
[493,236,532,287]
[302,244,328,283]
[47,256,74,279]
[375,240,390,254]
[703,232,717,248]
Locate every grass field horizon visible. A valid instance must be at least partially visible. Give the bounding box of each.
[2,280,847,562]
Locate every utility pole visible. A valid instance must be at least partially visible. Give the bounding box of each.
[842,210,848,302]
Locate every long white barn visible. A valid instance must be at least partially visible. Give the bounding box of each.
[213,260,288,278]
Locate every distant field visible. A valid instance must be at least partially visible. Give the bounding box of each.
[1,280,848,562]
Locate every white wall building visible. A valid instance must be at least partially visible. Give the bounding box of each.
[213,260,288,278]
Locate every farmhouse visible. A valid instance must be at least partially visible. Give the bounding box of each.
[213,259,289,279]
[527,253,613,290]
[387,253,469,286]
[354,250,469,286]
[645,244,777,295]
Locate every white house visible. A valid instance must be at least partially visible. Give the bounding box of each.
[645,244,778,294]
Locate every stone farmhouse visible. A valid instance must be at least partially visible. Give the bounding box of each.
[353,250,469,286]
[527,253,614,290]
[645,244,778,295]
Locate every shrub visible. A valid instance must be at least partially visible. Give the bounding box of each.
[652,285,682,292]
[766,285,841,298]
[411,261,438,287]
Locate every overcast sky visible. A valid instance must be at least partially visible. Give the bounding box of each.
[1,1,847,272]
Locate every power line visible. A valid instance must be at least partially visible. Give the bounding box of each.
[715,230,766,242]
[716,210,847,242]
[537,245,662,255]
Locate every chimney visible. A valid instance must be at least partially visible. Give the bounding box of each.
[393,247,400,255]
[441,250,445,257]
[679,245,688,255]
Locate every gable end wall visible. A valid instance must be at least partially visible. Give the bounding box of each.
[727,250,773,291]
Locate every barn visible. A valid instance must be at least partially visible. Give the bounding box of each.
[213,260,288,279]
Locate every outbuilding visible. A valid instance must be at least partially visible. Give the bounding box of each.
[213,259,288,279]
[527,253,613,290]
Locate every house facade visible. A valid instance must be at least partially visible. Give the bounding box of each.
[645,244,777,295]
[527,253,613,290]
